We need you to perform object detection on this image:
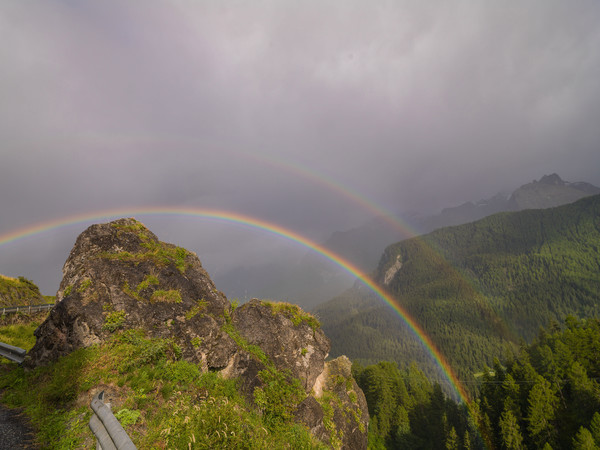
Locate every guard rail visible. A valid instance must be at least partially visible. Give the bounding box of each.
[0,342,27,364]
[0,304,54,316]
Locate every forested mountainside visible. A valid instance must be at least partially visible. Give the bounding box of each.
[315,194,600,387]
[478,316,600,449]
[0,275,48,307]
[354,316,600,449]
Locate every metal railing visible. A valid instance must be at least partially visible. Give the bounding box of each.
[0,341,26,364]
[89,391,137,450]
[0,304,54,316]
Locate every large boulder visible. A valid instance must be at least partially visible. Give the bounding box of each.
[25,218,231,368]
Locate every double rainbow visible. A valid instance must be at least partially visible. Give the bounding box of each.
[0,207,470,403]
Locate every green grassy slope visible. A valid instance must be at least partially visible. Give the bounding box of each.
[0,316,329,449]
[0,275,48,307]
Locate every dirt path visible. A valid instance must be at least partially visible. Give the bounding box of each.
[0,403,37,449]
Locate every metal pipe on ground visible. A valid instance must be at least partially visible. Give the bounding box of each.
[89,391,136,450]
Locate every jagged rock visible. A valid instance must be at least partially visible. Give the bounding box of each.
[231,299,330,392]
[295,356,369,449]
[24,218,369,447]
[319,356,369,450]
[25,218,230,368]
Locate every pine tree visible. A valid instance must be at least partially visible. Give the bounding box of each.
[527,375,558,448]
[590,412,600,446]
[499,408,524,449]
[572,427,599,450]
[445,426,458,450]
[460,430,470,450]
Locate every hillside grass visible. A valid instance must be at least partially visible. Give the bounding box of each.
[0,321,326,449]
[0,275,47,307]
[0,313,45,349]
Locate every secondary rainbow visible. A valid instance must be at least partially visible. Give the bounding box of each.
[250,153,420,237]
[0,207,470,403]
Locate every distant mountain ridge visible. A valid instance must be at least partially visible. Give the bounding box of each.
[314,194,600,389]
[422,173,600,231]
[327,173,600,274]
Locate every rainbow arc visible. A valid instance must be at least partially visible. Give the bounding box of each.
[0,207,471,404]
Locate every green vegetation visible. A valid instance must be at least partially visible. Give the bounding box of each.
[76,279,92,293]
[0,314,45,350]
[353,361,478,449]
[186,298,208,320]
[150,289,182,304]
[111,220,149,236]
[221,304,310,429]
[0,275,47,307]
[478,316,600,449]
[122,276,182,304]
[102,310,126,332]
[263,300,321,330]
[102,220,191,273]
[317,195,600,392]
[351,317,600,449]
[0,322,324,449]
[135,274,159,292]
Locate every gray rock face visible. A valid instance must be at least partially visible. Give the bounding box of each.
[24,218,369,448]
[231,299,330,392]
[25,218,230,368]
[321,356,369,450]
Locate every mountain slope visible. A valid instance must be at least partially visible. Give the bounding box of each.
[314,194,600,387]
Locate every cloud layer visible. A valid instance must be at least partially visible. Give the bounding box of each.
[1,1,599,296]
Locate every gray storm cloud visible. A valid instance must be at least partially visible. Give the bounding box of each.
[1,0,599,297]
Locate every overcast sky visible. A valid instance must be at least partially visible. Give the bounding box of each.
[1,0,600,296]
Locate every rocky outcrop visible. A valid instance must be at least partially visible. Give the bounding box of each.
[229,299,330,392]
[25,218,368,448]
[25,218,230,368]
[303,356,369,449]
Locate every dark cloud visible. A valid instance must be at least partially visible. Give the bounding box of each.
[1,1,599,297]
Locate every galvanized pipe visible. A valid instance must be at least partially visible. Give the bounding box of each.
[89,391,137,450]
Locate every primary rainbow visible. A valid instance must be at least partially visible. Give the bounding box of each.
[0,207,470,403]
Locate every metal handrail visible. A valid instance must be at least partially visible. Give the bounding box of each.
[89,391,137,450]
[0,303,54,316]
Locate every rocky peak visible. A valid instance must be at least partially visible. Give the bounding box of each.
[25,218,368,448]
[538,173,564,185]
[510,173,596,210]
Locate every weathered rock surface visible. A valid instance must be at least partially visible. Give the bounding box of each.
[25,218,230,368]
[25,218,368,448]
[230,299,330,393]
